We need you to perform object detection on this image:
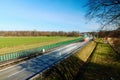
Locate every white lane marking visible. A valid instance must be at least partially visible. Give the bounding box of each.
[7,69,25,78]
[0,61,26,72]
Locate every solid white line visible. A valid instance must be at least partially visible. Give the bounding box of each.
[7,69,25,78]
[0,61,26,72]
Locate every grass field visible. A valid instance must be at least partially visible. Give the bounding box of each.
[0,36,77,54]
[82,38,120,80]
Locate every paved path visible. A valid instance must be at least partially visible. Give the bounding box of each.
[0,40,89,80]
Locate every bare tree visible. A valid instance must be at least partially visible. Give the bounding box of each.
[86,0,120,29]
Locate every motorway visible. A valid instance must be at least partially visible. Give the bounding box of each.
[0,39,90,80]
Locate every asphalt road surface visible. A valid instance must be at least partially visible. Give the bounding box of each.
[0,39,91,80]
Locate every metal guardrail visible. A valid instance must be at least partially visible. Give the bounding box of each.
[0,38,83,62]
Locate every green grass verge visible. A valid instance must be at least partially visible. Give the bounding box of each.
[76,41,96,62]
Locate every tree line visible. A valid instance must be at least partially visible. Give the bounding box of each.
[89,28,120,38]
[98,30,120,38]
[0,31,80,37]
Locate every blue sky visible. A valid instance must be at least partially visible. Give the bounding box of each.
[0,0,99,32]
